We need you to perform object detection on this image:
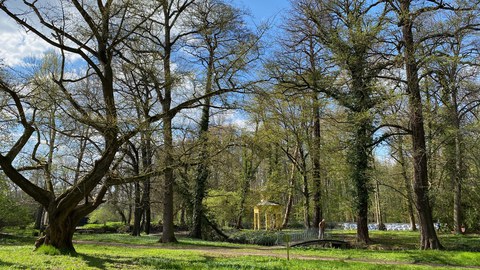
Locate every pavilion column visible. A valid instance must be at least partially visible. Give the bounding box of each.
[265,212,268,230]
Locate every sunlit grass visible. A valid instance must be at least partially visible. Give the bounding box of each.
[0,244,471,270]
[74,233,159,245]
[1,228,479,269]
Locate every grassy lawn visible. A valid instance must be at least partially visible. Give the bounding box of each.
[0,229,479,269]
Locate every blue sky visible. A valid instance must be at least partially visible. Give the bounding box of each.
[0,1,292,67]
[233,0,290,25]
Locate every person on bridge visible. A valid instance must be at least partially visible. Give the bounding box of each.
[318,219,326,240]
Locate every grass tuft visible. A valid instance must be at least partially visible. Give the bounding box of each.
[36,245,77,256]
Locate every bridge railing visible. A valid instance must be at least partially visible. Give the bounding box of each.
[275,228,323,245]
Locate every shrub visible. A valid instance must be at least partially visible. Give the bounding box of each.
[228,230,278,246]
[0,181,32,230]
[77,222,124,233]
[88,205,122,224]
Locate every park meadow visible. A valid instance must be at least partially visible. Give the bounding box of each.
[1,0,480,269]
[1,227,480,269]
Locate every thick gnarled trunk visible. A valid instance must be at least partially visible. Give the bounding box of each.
[43,216,77,253]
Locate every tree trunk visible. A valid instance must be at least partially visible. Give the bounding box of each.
[132,181,142,236]
[302,173,311,229]
[298,145,311,229]
[191,149,209,238]
[144,204,151,235]
[311,97,322,227]
[127,183,133,225]
[140,134,152,235]
[160,2,177,242]
[129,145,142,237]
[350,119,371,244]
[448,118,463,234]
[282,150,297,228]
[161,116,177,243]
[236,150,256,229]
[179,202,187,228]
[400,0,442,249]
[34,205,45,231]
[43,221,76,253]
[447,89,463,234]
[397,136,417,231]
[39,202,103,254]
[191,48,214,239]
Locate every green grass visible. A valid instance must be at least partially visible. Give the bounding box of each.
[75,233,160,245]
[78,222,124,230]
[0,244,470,270]
[1,229,479,269]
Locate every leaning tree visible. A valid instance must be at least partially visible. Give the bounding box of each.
[0,0,165,252]
[0,0,234,252]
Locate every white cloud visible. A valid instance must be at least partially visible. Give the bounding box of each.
[214,110,255,131]
[0,20,52,66]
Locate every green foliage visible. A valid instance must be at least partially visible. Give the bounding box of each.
[36,245,71,256]
[0,178,32,229]
[88,205,122,224]
[204,190,241,227]
[77,222,125,233]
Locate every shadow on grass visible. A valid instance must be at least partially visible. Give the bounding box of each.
[76,253,125,270]
[0,260,20,268]
[175,238,242,250]
[0,233,35,246]
[406,251,453,266]
[442,234,480,252]
[139,255,286,270]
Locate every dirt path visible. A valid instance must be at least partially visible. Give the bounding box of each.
[73,240,480,269]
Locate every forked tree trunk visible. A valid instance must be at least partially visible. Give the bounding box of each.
[43,217,77,252]
[38,202,103,253]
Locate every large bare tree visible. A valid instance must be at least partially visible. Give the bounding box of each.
[0,0,234,251]
[0,0,170,252]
